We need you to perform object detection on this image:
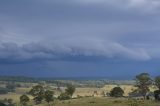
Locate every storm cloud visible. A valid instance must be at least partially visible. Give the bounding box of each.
[0,0,160,77]
[0,37,151,62]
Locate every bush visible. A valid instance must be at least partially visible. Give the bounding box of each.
[65,84,75,97]
[44,90,54,103]
[20,94,30,106]
[110,87,124,97]
[58,92,71,100]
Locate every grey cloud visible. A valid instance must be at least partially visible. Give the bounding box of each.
[0,37,151,63]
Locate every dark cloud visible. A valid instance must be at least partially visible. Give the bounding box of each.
[0,0,159,61]
[0,0,160,77]
[0,37,151,63]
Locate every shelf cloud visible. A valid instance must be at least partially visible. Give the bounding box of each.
[0,37,151,62]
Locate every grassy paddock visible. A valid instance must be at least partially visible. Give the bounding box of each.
[0,95,159,106]
[39,97,160,106]
[0,84,159,106]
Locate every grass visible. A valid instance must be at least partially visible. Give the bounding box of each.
[0,84,159,106]
[39,97,160,106]
[0,93,159,106]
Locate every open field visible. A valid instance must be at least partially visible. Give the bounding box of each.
[0,84,158,102]
[3,97,159,106]
[73,85,157,97]
[1,92,160,106]
[0,78,159,106]
[48,97,160,106]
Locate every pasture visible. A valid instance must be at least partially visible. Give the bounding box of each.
[0,82,159,106]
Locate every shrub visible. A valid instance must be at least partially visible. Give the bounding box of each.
[44,90,54,103]
[58,92,70,100]
[20,94,30,106]
[65,84,75,97]
[110,87,124,97]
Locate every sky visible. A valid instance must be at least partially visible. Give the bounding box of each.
[0,0,160,79]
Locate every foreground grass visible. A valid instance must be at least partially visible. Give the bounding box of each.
[36,97,160,106]
[0,94,159,106]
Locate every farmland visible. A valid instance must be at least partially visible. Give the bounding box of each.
[0,76,159,106]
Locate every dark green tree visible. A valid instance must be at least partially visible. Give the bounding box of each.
[135,73,152,99]
[110,87,124,97]
[155,76,160,90]
[29,85,44,104]
[65,84,75,98]
[44,90,54,105]
[20,94,30,106]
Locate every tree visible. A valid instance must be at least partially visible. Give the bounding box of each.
[110,87,124,97]
[135,73,152,99]
[155,76,160,90]
[65,84,75,98]
[44,90,54,105]
[29,85,44,104]
[20,94,30,106]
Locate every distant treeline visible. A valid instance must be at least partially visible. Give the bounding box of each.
[0,76,135,82]
[0,76,40,83]
[0,76,64,85]
[0,76,135,88]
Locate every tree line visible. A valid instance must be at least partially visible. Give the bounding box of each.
[19,84,76,106]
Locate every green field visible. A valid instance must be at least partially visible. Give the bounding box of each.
[50,97,160,106]
[12,97,159,106]
[0,96,160,106]
[0,77,159,106]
